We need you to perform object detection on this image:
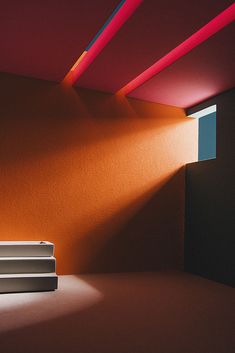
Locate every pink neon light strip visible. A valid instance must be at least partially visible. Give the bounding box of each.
[118,3,235,95]
[63,0,143,85]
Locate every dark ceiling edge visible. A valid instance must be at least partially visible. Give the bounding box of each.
[1,71,185,111]
[0,71,59,87]
[76,83,185,110]
[68,84,187,111]
[122,92,184,110]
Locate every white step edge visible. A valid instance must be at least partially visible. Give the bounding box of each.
[0,241,54,257]
[0,273,58,293]
[0,256,56,274]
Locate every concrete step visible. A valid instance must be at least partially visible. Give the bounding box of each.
[0,273,58,293]
[0,241,54,257]
[0,256,56,274]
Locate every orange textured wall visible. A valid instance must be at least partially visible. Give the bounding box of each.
[0,73,197,274]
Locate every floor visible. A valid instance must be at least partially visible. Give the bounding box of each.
[0,271,234,353]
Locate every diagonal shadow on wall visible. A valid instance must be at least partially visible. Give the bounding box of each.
[72,167,185,273]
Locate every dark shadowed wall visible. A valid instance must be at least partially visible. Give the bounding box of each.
[0,72,197,274]
[185,88,235,286]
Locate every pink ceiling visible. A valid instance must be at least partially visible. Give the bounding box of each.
[77,1,234,100]
[0,0,120,81]
[0,0,234,108]
[129,22,235,108]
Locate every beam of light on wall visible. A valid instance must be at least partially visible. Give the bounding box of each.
[187,105,217,119]
[62,0,143,86]
[117,3,235,96]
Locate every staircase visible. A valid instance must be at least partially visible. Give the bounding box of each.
[0,241,58,293]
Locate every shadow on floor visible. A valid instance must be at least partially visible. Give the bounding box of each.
[0,271,234,353]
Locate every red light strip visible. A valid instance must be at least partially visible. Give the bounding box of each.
[118,3,235,96]
[63,0,143,85]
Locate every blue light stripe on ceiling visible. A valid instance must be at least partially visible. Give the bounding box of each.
[85,0,126,50]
